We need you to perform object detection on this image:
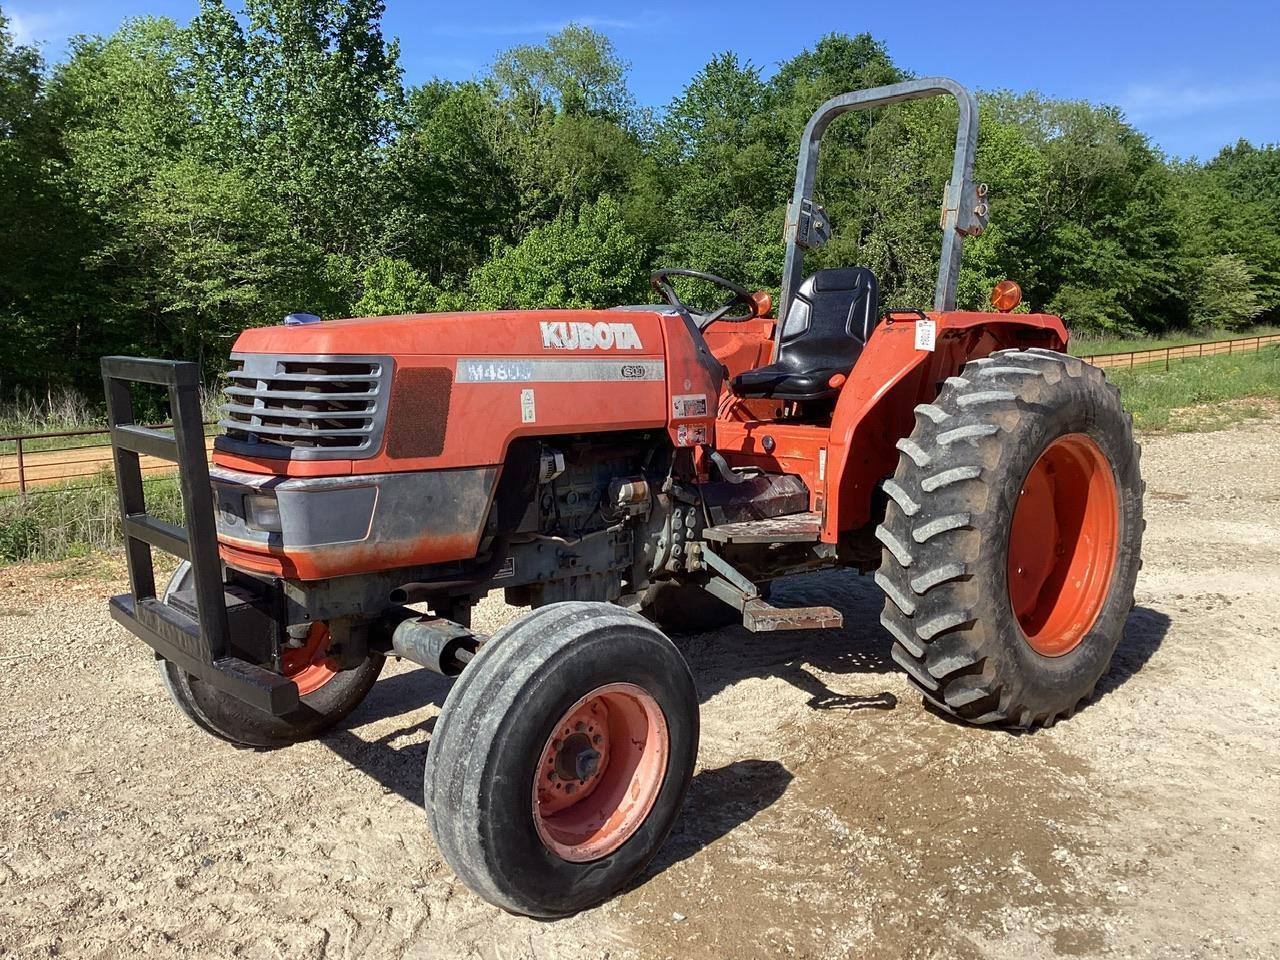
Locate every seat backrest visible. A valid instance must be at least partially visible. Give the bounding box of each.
[776,267,879,371]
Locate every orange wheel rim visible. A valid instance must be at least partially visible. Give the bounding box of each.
[1007,434,1119,657]
[280,622,339,697]
[532,683,669,862]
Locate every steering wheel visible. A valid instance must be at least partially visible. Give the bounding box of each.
[650,268,760,326]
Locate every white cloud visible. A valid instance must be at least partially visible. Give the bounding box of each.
[6,6,73,47]
[1117,77,1280,123]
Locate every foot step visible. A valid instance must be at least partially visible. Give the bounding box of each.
[703,511,822,544]
[742,598,842,633]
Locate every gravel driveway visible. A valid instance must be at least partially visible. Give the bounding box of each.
[1,417,1278,959]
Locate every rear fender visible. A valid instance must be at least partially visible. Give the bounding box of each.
[822,311,1067,539]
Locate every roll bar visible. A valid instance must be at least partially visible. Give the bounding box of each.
[778,76,989,331]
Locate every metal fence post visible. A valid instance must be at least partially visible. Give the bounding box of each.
[16,436,25,496]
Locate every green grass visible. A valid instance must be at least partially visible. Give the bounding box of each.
[1068,325,1280,357]
[0,469,184,563]
[1108,345,1280,432]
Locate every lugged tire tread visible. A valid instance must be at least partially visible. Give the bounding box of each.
[880,611,926,658]
[914,402,951,424]
[921,465,982,492]
[882,478,921,517]
[873,348,1143,730]
[910,562,967,595]
[875,524,915,567]
[911,513,972,544]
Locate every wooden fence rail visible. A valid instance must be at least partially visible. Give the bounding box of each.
[1079,332,1280,370]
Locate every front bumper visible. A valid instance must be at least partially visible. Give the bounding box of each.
[108,588,297,715]
[101,356,300,715]
[209,464,499,580]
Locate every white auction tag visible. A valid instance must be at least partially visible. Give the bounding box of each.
[520,388,536,423]
[914,318,937,351]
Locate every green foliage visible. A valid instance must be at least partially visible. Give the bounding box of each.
[0,5,1278,396]
[1190,254,1263,331]
[353,257,441,316]
[1046,284,1136,335]
[0,471,184,563]
[491,24,635,124]
[466,196,647,310]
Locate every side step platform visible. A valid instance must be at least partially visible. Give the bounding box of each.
[702,511,822,544]
[696,530,842,634]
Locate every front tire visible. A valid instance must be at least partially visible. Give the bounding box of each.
[157,563,384,748]
[875,349,1143,729]
[424,602,698,917]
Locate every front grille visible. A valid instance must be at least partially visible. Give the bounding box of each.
[216,353,393,460]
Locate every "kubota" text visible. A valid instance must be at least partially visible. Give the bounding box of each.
[540,321,643,351]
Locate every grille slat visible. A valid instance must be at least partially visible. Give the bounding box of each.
[219,402,374,421]
[224,385,379,401]
[225,371,381,383]
[216,353,392,459]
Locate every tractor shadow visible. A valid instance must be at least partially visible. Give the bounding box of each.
[674,569,1170,730]
[641,758,793,879]
[670,567,900,712]
[1093,605,1172,701]
[321,668,452,804]
[319,581,1169,817]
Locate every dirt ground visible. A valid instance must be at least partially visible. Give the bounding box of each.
[1,417,1278,960]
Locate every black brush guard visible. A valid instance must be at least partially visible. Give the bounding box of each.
[101,357,299,716]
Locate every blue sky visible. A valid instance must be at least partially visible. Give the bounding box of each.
[6,0,1279,159]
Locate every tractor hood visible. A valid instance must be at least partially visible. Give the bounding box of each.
[231,309,669,359]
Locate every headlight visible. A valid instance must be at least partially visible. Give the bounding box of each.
[243,494,282,533]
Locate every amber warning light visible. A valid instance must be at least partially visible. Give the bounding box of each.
[991,280,1022,313]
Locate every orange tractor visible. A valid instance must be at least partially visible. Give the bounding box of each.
[103,77,1143,916]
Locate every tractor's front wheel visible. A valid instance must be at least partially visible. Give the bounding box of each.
[424,602,698,917]
[157,563,384,748]
[875,348,1143,728]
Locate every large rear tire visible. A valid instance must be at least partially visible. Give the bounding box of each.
[424,601,698,917]
[875,348,1143,729]
[157,563,384,748]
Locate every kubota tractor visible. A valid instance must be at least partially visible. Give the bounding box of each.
[102,78,1143,917]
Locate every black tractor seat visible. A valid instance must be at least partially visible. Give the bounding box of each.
[733,267,879,401]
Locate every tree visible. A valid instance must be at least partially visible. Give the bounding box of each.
[40,17,196,371]
[1190,254,1263,331]
[491,24,635,125]
[489,27,650,232]
[186,0,404,256]
[466,196,647,310]
[353,257,441,316]
[1178,142,1280,322]
[380,81,519,283]
[0,9,79,388]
